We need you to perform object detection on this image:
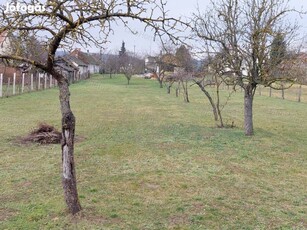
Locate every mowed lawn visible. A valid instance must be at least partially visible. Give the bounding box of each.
[0,74,306,229]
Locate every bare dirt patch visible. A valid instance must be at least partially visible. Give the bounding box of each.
[0,208,18,221]
[168,213,190,227]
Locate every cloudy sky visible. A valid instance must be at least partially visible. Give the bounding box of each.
[103,0,307,56]
[1,0,306,55]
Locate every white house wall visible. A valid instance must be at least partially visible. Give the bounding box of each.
[0,36,11,55]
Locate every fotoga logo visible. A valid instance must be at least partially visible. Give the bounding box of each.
[4,1,46,14]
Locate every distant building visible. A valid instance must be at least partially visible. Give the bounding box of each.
[145,54,177,74]
[70,49,100,74]
[0,31,11,56]
[145,56,157,73]
[55,57,79,83]
[62,55,89,79]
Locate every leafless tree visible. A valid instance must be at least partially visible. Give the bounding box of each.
[121,56,134,85]
[0,0,186,214]
[175,45,194,102]
[102,51,120,78]
[119,49,144,84]
[153,43,177,88]
[193,52,235,128]
[157,53,177,88]
[193,0,299,135]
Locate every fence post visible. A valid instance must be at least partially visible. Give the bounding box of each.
[259,85,261,96]
[298,84,302,103]
[38,73,41,90]
[44,73,47,89]
[0,73,2,97]
[31,74,34,91]
[22,73,25,93]
[269,87,272,97]
[13,73,16,95]
[49,74,52,88]
[7,78,11,96]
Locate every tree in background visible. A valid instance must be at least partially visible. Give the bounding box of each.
[270,33,287,67]
[155,52,176,89]
[0,0,185,214]
[118,41,144,84]
[2,31,47,67]
[175,45,193,102]
[269,32,288,99]
[193,50,236,128]
[118,41,131,84]
[194,0,298,135]
[103,52,120,78]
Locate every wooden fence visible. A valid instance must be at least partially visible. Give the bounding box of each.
[0,71,89,98]
[0,72,57,97]
[256,84,306,103]
[221,84,307,103]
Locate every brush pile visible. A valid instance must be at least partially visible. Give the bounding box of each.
[22,123,62,144]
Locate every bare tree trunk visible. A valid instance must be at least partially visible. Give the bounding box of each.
[281,88,285,100]
[182,80,190,103]
[176,82,180,97]
[158,78,163,88]
[216,83,224,128]
[176,87,179,97]
[127,76,131,85]
[185,81,190,103]
[167,84,172,94]
[58,79,82,215]
[196,81,218,122]
[244,85,254,136]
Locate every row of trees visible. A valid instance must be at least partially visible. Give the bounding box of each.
[148,29,295,129]
[102,41,145,84]
[0,0,304,215]
[148,0,302,136]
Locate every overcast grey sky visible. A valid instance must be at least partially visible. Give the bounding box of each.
[1,0,306,55]
[103,0,307,56]
[103,0,210,55]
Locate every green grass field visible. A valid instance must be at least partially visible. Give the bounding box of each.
[0,74,306,229]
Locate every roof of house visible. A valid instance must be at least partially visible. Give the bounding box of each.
[55,57,79,72]
[70,49,101,66]
[55,63,76,72]
[62,55,88,67]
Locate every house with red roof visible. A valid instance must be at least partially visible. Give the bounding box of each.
[70,49,100,74]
